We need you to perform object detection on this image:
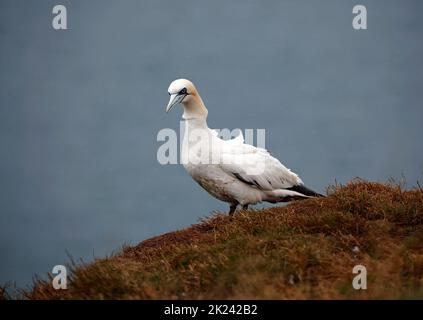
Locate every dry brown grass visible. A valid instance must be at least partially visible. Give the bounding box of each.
[16,180,423,299]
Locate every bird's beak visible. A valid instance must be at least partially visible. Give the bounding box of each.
[166,94,185,113]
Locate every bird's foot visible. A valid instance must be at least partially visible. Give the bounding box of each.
[228,204,237,216]
[229,204,249,215]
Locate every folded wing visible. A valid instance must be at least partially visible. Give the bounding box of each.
[218,139,303,191]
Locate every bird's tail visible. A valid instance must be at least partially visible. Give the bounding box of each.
[286,184,325,198]
[265,184,325,203]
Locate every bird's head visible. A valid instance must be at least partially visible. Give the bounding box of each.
[165,79,197,113]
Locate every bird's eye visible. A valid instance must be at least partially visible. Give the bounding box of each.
[179,88,187,95]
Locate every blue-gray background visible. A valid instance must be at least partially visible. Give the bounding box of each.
[1,0,422,288]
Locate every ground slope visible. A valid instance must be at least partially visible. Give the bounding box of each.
[17,181,423,299]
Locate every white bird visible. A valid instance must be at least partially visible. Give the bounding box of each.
[165,79,324,215]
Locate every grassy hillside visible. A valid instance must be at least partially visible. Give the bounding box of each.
[10,180,423,299]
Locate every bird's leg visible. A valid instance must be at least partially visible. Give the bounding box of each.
[242,204,249,210]
[228,204,237,216]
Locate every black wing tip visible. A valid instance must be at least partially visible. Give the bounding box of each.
[286,184,325,198]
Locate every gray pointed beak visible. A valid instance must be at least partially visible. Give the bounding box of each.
[166,94,185,113]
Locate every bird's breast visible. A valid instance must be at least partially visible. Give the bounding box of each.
[184,163,237,203]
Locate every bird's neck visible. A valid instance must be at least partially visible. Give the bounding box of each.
[182,94,208,127]
[180,94,211,163]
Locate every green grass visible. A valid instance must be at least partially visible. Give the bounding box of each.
[4,179,423,299]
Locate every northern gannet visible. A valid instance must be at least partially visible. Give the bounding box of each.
[165,79,324,215]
